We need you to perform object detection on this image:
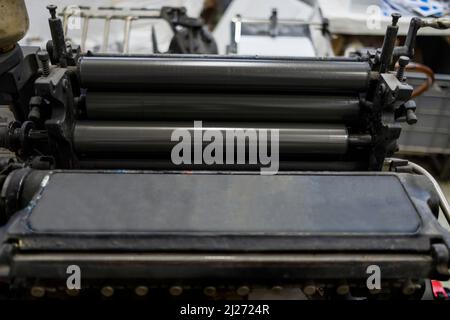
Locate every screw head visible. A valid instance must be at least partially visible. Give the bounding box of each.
[398,56,410,67]
[135,286,149,297]
[46,5,58,19]
[203,286,217,297]
[100,286,114,297]
[30,286,46,298]
[66,289,80,296]
[336,284,350,295]
[303,284,316,296]
[271,285,283,294]
[169,286,183,296]
[236,286,250,296]
[391,13,401,25]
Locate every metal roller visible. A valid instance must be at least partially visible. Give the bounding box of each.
[78,56,372,93]
[73,121,352,155]
[78,159,367,171]
[85,92,361,122]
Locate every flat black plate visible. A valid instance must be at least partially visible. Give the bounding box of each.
[26,172,420,234]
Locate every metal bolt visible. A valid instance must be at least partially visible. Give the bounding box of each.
[47,5,58,19]
[135,286,149,297]
[30,286,46,298]
[37,51,50,77]
[402,280,420,295]
[406,109,417,124]
[203,286,217,297]
[369,288,381,294]
[271,286,283,294]
[303,283,317,296]
[66,289,80,296]
[391,13,401,26]
[336,283,350,295]
[100,286,114,297]
[397,56,410,81]
[169,286,183,296]
[236,286,250,297]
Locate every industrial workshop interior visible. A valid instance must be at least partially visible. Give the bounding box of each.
[0,0,450,311]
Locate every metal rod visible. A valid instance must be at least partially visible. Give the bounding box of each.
[123,16,134,54]
[81,15,90,52]
[47,5,68,66]
[102,16,111,52]
[62,12,71,35]
[60,7,161,20]
[379,14,400,73]
[81,53,363,62]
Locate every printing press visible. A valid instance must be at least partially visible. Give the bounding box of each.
[0,2,450,299]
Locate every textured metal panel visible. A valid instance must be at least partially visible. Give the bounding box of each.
[27,172,420,234]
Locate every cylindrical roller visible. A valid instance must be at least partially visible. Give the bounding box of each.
[85,92,361,122]
[78,159,367,171]
[78,56,371,93]
[73,121,349,155]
